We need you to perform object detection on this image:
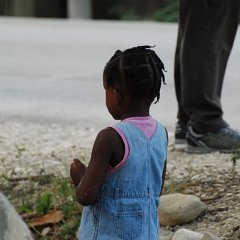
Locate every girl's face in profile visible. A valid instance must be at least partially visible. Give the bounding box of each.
[103,78,122,120]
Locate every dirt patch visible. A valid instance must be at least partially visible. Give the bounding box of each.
[0,121,239,239]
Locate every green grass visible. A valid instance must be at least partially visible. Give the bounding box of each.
[231,150,240,172]
[110,0,179,22]
[1,174,82,239]
[152,1,179,22]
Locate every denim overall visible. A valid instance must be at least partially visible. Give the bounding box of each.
[79,121,168,240]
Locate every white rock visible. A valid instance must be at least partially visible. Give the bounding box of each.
[159,193,206,226]
[201,232,221,240]
[172,229,203,240]
[0,192,33,240]
[41,227,51,237]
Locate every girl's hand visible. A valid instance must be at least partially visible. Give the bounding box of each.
[70,158,86,187]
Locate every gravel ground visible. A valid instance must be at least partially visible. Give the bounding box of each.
[0,120,239,240]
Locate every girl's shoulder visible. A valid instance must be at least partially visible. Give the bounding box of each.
[97,127,123,143]
[96,127,125,167]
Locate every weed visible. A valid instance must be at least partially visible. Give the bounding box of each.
[164,157,199,194]
[231,150,240,172]
[15,144,26,168]
[36,192,53,215]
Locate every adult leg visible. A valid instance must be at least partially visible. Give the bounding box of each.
[174,13,189,128]
[174,0,191,147]
[176,0,239,133]
[174,0,190,127]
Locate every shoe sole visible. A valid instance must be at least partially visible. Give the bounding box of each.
[186,144,240,154]
[174,139,186,151]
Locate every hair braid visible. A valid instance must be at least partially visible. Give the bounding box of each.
[145,48,166,103]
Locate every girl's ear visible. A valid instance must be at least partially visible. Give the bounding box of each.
[113,89,123,105]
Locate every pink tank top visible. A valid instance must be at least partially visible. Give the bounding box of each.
[108,116,157,175]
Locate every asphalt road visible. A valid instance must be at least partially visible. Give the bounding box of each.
[0,17,239,132]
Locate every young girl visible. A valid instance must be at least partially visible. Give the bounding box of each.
[70,46,168,240]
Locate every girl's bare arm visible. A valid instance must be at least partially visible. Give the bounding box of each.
[75,128,123,206]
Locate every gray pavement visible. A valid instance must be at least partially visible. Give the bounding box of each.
[0,17,239,133]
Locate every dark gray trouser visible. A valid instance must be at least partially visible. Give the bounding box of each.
[174,0,240,133]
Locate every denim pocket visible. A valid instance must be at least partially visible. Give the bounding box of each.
[113,211,143,240]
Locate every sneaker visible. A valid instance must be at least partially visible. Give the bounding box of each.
[186,126,240,154]
[174,122,188,150]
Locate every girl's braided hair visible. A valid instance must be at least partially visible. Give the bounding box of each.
[103,45,166,104]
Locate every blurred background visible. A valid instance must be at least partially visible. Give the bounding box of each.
[0,0,183,133]
[0,0,239,135]
[0,0,178,21]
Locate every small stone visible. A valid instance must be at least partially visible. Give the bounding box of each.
[201,232,221,240]
[172,228,203,240]
[41,227,51,236]
[159,228,174,240]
